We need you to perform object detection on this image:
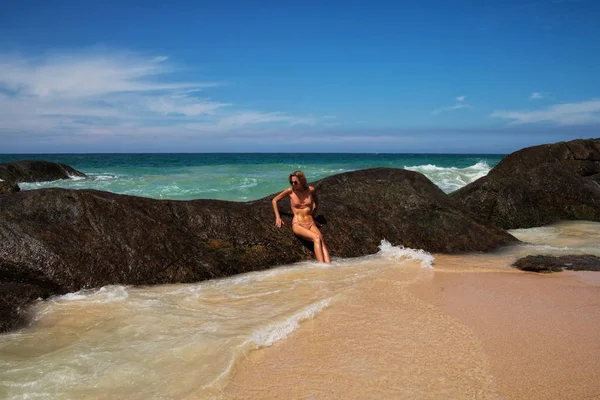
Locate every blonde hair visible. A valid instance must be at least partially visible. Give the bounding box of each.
[289,170,308,189]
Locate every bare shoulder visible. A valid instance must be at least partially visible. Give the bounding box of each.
[309,185,317,193]
[273,187,293,201]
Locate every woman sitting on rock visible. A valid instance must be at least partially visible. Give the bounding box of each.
[272,170,331,263]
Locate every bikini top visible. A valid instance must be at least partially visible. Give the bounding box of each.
[290,189,313,209]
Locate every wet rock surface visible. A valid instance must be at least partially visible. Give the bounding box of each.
[0,167,517,332]
[0,160,87,183]
[450,138,600,229]
[513,255,600,273]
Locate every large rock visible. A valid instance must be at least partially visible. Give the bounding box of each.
[0,160,87,183]
[450,138,600,229]
[513,255,600,273]
[0,180,20,194]
[0,167,516,332]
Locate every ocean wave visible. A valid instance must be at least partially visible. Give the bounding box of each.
[509,226,559,240]
[90,173,119,181]
[520,243,600,255]
[50,285,130,304]
[66,175,86,181]
[377,240,435,268]
[236,177,258,190]
[404,161,491,193]
[250,298,331,348]
[523,243,572,250]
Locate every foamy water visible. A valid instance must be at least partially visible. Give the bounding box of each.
[1,222,598,399]
[404,160,491,193]
[0,243,433,399]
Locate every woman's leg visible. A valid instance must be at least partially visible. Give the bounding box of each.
[292,224,326,263]
[310,224,330,263]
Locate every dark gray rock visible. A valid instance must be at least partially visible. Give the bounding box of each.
[0,160,87,183]
[513,255,600,273]
[0,167,517,332]
[450,138,600,229]
[0,180,20,194]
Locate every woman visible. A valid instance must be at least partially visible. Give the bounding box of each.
[272,170,331,263]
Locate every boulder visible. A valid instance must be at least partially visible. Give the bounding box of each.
[313,168,516,255]
[0,180,20,194]
[0,167,517,332]
[0,160,87,183]
[513,255,600,273]
[450,138,600,229]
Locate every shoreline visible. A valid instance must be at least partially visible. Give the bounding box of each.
[224,255,600,399]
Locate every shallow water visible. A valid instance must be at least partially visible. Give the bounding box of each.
[1,221,598,399]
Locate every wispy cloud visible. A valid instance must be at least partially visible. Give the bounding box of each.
[491,99,600,125]
[0,53,208,98]
[0,51,322,140]
[217,111,316,128]
[530,92,547,100]
[146,95,228,117]
[431,96,469,115]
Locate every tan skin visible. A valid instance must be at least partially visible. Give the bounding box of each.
[272,178,331,264]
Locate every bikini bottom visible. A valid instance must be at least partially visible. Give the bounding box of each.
[292,221,315,230]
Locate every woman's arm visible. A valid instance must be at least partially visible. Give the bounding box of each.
[272,188,292,228]
[310,186,318,216]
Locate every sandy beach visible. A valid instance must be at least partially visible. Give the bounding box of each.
[225,252,600,399]
[410,260,600,400]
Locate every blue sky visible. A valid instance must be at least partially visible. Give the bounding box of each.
[1,0,599,153]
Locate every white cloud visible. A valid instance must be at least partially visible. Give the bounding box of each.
[288,135,416,144]
[491,99,600,125]
[152,56,169,63]
[432,96,470,115]
[218,111,316,128]
[0,53,212,99]
[530,92,546,100]
[146,95,229,117]
[0,51,321,140]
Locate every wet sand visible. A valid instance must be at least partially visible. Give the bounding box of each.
[410,258,600,400]
[224,256,600,399]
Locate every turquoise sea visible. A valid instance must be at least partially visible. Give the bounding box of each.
[0,153,504,200]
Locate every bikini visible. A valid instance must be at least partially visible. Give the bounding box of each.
[292,221,315,229]
[291,189,315,230]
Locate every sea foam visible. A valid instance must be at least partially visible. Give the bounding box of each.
[377,240,435,268]
[250,298,331,348]
[51,285,130,304]
[404,161,491,193]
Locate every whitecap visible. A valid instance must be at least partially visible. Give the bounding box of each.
[50,285,130,304]
[404,161,491,193]
[377,240,435,268]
